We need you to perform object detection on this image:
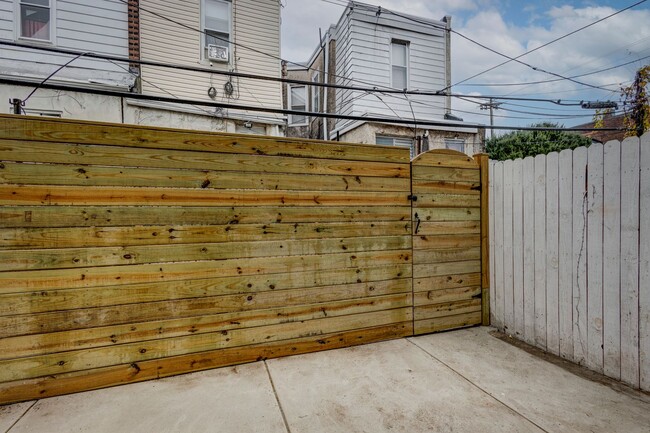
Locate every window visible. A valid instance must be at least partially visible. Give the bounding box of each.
[19,0,52,41]
[376,135,413,157]
[311,71,320,113]
[445,138,466,153]
[288,85,307,125]
[202,0,231,61]
[391,41,408,89]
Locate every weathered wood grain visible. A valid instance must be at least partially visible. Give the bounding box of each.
[414,311,482,334]
[0,235,411,271]
[0,185,409,207]
[0,322,412,405]
[0,221,411,249]
[0,249,413,294]
[0,140,409,178]
[412,207,480,222]
[413,273,481,292]
[1,292,412,358]
[0,161,409,192]
[0,308,413,382]
[0,264,411,317]
[0,115,410,163]
[0,205,410,228]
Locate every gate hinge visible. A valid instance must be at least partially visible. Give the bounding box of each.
[407,194,418,202]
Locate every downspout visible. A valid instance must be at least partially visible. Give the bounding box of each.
[443,15,451,115]
[323,32,329,141]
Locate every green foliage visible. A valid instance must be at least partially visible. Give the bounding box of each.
[622,65,649,137]
[485,122,592,161]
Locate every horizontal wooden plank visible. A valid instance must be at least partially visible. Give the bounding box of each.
[414,311,482,335]
[413,286,482,306]
[413,193,481,208]
[413,260,481,279]
[0,140,409,178]
[0,185,410,207]
[414,221,480,236]
[413,234,481,250]
[414,299,482,321]
[1,292,412,357]
[0,115,410,163]
[413,207,480,222]
[0,205,410,228]
[410,180,480,195]
[0,161,410,192]
[0,322,412,405]
[0,235,411,271]
[413,247,481,264]
[413,273,482,292]
[0,264,412,316]
[0,250,413,294]
[412,151,479,169]
[0,307,413,382]
[0,221,411,249]
[412,165,480,183]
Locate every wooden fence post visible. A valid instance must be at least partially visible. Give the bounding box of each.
[475,153,490,326]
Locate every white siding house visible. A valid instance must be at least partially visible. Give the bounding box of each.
[0,0,134,121]
[284,1,484,156]
[128,0,284,135]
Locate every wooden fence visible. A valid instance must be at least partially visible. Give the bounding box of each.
[0,114,490,404]
[489,133,650,391]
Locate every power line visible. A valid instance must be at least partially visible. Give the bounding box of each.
[444,0,648,90]
[2,40,612,106]
[1,76,624,132]
[461,54,650,88]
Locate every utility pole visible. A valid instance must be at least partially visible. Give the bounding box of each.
[479,98,501,139]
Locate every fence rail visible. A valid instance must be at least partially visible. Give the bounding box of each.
[489,133,650,391]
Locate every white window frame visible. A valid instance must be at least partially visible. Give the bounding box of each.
[390,40,409,90]
[15,0,56,44]
[311,71,320,114]
[444,138,466,153]
[376,134,414,157]
[200,0,232,64]
[288,84,308,126]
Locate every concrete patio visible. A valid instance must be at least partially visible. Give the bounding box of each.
[1,327,649,433]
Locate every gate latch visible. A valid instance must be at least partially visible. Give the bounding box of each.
[407,194,417,202]
[414,212,421,234]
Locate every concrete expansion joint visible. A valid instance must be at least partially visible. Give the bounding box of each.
[405,337,551,433]
[264,361,293,433]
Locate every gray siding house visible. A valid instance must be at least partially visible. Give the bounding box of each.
[0,0,135,121]
[284,1,484,156]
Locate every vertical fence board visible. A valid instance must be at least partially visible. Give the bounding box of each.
[503,160,514,333]
[603,141,622,380]
[493,162,504,329]
[620,137,640,387]
[512,159,524,339]
[572,147,589,365]
[640,133,650,391]
[522,157,536,345]
[489,161,497,325]
[558,149,574,360]
[534,154,547,350]
[546,152,560,356]
[587,143,604,374]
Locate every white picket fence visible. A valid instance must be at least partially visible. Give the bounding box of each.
[489,133,650,391]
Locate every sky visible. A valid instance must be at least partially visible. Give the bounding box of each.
[280,0,650,130]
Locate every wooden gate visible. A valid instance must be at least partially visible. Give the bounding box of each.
[411,150,489,335]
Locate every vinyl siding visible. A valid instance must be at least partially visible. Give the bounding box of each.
[139,0,282,115]
[0,0,133,88]
[334,8,447,128]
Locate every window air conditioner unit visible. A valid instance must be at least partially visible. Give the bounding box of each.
[207,44,229,62]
